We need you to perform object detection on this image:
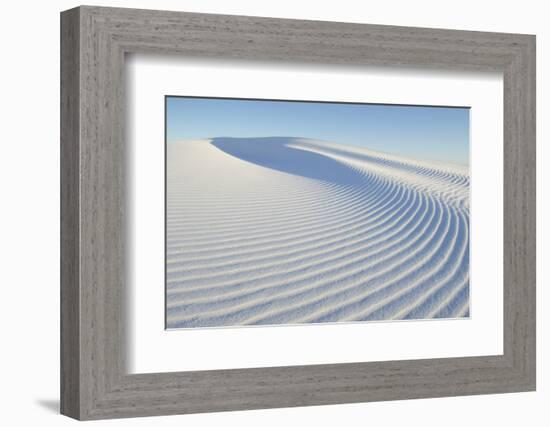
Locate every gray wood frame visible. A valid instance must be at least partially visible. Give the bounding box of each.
[60,5,536,420]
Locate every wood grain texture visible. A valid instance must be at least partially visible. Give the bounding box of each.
[60,7,80,419]
[60,5,536,420]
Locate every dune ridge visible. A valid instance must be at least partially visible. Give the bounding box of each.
[166,137,470,329]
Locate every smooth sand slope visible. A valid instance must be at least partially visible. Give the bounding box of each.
[166,137,470,329]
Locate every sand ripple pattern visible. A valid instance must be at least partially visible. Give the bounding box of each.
[166,137,470,329]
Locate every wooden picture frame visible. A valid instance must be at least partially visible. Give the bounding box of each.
[60,5,536,420]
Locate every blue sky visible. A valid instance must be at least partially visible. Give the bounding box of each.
[166,96,469,165]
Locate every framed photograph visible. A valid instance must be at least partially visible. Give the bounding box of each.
[164,96,471,330]
[60,6,536,420]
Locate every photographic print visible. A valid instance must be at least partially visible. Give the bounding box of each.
[165,96,470,330]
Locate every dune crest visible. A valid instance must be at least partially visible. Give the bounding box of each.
[166,137,470,329]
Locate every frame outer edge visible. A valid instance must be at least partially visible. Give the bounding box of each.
[60,6,81,420]
[528,35,536,390]
[520,34,536,389]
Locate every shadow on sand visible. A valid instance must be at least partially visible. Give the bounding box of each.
[210,137,366,187]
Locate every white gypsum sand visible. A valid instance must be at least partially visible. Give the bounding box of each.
[166,137,470,329]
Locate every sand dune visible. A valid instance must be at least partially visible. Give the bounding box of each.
[166,137,470,329]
